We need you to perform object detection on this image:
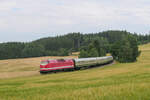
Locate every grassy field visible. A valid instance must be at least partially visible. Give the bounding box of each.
[0,44,150,100]
[0,56,77,79]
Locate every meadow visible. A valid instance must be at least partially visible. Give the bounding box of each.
[0,44,150,100]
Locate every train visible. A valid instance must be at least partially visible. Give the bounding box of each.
[40,56,113,74]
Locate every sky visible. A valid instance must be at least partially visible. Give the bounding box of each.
[0,0,150,43]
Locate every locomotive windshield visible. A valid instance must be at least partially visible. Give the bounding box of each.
[40,61,49,65]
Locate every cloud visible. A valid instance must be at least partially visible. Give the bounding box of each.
[0,0,150,42]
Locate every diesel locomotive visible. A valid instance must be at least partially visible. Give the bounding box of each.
[40,56,113,74]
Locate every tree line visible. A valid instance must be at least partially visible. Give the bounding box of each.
[0,30,149,62]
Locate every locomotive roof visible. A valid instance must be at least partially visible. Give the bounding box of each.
[41,59,73,63]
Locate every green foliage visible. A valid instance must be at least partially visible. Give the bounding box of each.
[22,43,45,57]
[111,35,141,63]
[79,50,88,58]
[127,35,141,61]
[88,48,99,57]
[99,30,129,44]
[79,38,107,58]
[92,38,108,56]
[58,48,69,56]
[0,42,25,59]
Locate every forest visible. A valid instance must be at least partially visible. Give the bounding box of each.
[0,30,150,62]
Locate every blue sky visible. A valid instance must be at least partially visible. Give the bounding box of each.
[0,0,150,43]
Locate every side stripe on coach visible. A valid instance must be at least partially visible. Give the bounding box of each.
[40,66,74,70]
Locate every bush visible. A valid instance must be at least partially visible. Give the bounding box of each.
[111,35,141,63]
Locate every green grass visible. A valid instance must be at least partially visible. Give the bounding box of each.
[0,44,150,100]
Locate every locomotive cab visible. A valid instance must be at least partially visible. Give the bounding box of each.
[40,59,75,73]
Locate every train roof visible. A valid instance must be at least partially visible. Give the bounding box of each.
[74,56,113,62]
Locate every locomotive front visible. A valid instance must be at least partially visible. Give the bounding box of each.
[40,59,75,73]
[40,60,50,73]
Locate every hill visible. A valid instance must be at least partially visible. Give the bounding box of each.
[1,30,150,60]
[0,43,150,100]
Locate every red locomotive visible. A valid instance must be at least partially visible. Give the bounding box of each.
[40,59,75,73]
